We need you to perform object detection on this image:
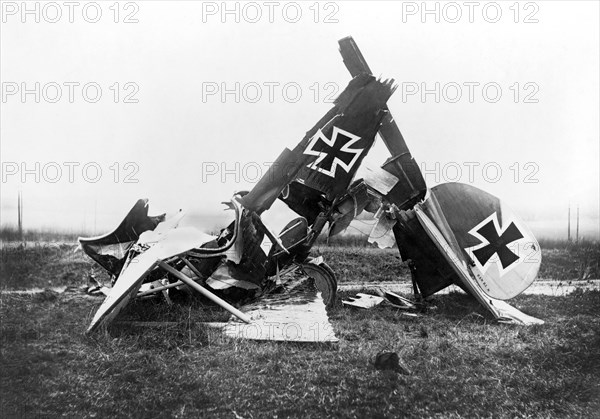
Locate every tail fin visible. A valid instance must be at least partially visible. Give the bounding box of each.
[413,182,543,325]
[415,203,543,325]
[424,183,541,300]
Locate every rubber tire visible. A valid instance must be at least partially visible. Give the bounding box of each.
[301,262,337,308]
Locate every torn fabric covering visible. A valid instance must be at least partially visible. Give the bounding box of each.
[79,199,165,277]
[368,206,397,249]
[329,182,371,237]
[222,270,338,343]
[361,165,400,195]
[206,264,260,291]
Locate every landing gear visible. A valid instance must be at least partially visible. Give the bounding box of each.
[301,262,337,308]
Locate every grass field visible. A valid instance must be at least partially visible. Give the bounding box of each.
[1,239,599,290]
[1,238,599,417]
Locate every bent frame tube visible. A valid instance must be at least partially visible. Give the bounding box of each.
[158,261,252,324]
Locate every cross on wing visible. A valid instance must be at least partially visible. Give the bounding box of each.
[303,126,363,178]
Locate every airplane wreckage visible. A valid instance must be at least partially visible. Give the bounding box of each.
[80,37,543,343]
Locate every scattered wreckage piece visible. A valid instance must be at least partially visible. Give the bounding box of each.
[343,293,385,309]
[375,288,416,309]
[342,288,419,316]
[86,275,111,297]
[372,352,411,375]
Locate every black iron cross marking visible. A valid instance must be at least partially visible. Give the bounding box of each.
[304,127,363,178]
[472,219,524,269]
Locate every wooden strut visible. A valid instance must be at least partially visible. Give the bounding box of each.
[136,280,184,298]
[158,260,252,324]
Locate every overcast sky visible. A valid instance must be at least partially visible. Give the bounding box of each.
[1,1,598,239]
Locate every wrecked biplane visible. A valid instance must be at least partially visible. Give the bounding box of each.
[80,59,397,341]
[79,36,542,342]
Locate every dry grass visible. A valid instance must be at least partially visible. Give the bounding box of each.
[0,225,92,243]
[314,242,600,283]
[313,246,410,283]
[1,289,599,418]
[1,239,599,417]
[0,243,107,290]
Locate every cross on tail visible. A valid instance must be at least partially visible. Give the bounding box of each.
[472,220,524,269]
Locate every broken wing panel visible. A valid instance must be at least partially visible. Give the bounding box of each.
[242,74,395,213]
[86,251,158,334]
[78,199,165,276]
[86,227,215,333]
[368,210,397,249]
[338,36,427,211]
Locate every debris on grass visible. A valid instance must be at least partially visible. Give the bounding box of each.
[372,351,411,375]
[342,293,385,309]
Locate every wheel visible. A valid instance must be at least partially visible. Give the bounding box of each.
[300,262,337,308]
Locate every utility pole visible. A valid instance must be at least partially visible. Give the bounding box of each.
[576,205,580,243]
[567,203,571,242]
[17,191,23,241]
